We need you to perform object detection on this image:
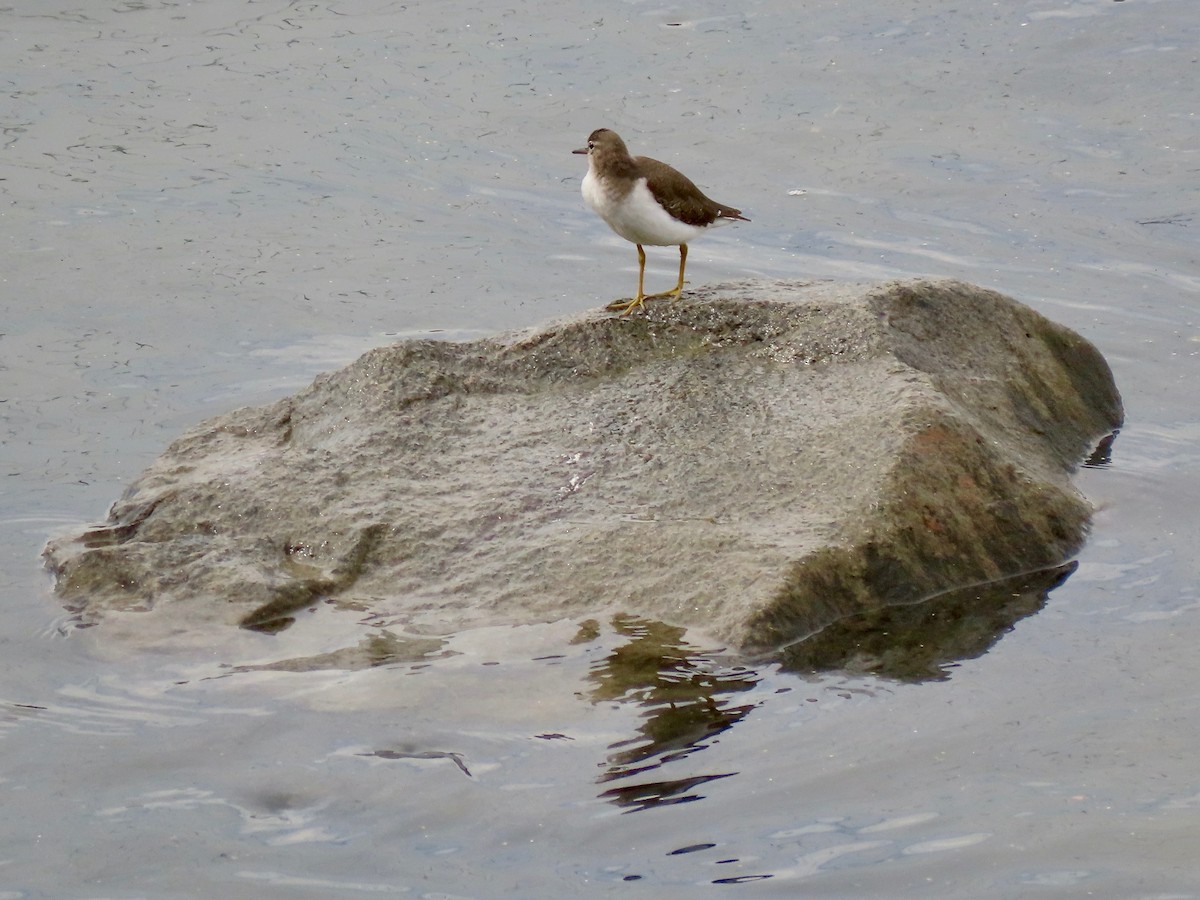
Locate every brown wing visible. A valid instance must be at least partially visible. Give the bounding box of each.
[636,155,750,225]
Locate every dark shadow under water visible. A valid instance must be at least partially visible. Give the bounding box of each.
[583,561,1077,812]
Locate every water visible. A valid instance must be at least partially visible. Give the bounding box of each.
[2,0,1198,895]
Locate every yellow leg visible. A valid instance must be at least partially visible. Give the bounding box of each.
[644,244,688,301]
[606,244,651,314]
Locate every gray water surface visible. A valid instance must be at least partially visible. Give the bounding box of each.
[3,0,1198,896]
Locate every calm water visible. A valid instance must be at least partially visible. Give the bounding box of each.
[2,0,1198,896]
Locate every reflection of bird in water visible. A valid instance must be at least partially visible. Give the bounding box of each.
[586,614,758,811]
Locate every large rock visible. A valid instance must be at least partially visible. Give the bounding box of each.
[45,279,1122,654]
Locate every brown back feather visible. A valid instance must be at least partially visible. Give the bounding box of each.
[636,156,749,226]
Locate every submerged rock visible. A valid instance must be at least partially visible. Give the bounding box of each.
[45,279,1122,654]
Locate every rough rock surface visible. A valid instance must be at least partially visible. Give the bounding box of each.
[45,279,1123,653]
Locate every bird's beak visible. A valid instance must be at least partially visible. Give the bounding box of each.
[572,147,588,155]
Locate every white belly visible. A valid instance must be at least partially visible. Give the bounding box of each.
[582,172,706,246]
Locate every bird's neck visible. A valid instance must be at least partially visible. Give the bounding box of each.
[592,152,639,181]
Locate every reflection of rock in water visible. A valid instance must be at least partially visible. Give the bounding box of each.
[587,615,757,811]
[589,566,1077,810]
[778,562,1077,682]
[1083,430,1119,468]
[219,630,449,674]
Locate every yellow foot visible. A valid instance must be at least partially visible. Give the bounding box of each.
[605,295,648,315]
[642,287,684,302]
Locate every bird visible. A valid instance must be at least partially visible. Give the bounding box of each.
[573,128,749,315]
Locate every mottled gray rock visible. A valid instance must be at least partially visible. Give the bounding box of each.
[45,279,1122,653]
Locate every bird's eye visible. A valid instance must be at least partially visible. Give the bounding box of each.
[588,142,595,150]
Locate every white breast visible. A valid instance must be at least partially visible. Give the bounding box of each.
[582,171,707,247]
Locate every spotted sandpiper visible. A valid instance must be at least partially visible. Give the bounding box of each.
[573,128,750,314]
